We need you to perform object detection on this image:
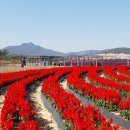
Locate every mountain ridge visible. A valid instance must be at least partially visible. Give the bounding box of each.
[3,42,65,56]
[2,42,130,56]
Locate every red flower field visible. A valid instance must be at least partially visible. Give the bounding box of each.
[0,66,130,130]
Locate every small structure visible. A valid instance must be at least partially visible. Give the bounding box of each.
[96,53,130,66]
[97,52,130,59]
[26,56,65,66]
[26,53,130,67]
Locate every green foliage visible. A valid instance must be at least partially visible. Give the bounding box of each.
[86,95,93,100]
[118,109,130,120]
[0,49,9,60]
[118,90,128,98]
[69,84,118,112]
[106,104,117,111]
[65,120,71,130]
[13,113,22,123]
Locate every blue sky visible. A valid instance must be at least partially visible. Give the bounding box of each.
[0,0,130,52]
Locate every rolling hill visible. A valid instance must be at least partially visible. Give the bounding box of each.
[2,42,130,56]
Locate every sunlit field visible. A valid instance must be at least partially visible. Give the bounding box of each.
[0,66,130,129]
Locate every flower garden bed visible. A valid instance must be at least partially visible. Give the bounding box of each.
[0,66,130,129]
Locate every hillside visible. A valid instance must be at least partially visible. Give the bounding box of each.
[100,47,130,54]
[2,43,130,56]
[3,42,65,56]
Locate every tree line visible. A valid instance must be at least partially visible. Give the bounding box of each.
[0,50,22,64]
[0,50,9,60]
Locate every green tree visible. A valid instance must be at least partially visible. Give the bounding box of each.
[0,49,9,60]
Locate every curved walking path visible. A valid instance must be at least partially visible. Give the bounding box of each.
[0,87,6,130]
[0,95,4,129]
[60,80,130,130]
[28,83,66,130]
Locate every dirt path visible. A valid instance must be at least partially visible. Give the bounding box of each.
[29,84,65,130]
[0,65,59,73]
[0,87,6,130]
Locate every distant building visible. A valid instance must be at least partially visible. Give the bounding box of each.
[26,56,64,66]
[97,53,130,59]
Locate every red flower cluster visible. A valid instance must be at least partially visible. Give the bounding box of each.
[118,66,130,77]
[86,66,130,118]
[1,69,52,130]
[1,66,128,129]
[67,67,122,106]
[87,67,130,94]
[42,67,121,129]
[104,66,130,83]
[0,69,40,87]
[18,120,38,130]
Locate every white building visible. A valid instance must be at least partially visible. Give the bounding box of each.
[97,53,130,59]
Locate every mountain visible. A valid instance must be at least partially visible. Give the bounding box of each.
[67,50,100,56]
[100,47,130,54]
[2,43,100,56]
[70,47,130,56]
[3,42,65,56]
[2,43,130,56]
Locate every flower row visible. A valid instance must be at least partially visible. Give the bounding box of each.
[42,67,121,130]
[67,67,122,111]
[0,69,41,87]
[67,66,130,120]
[87,67,130,95]
[1,69,52,130]
[104,66,130,83]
